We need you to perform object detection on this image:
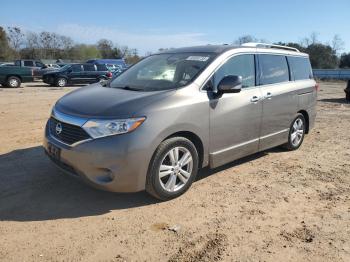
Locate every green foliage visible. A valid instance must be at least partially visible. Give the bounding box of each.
[0,26,12,61]
[273,41,339,69]
[69,44,102,61]
[339,53,350,68]
[1,26,348,68]
[97,39,115,58]
[282,42,306,53]
[306,44,338,69]
[1,26,140,63]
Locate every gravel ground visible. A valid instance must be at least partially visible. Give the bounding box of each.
[0,81,349,261]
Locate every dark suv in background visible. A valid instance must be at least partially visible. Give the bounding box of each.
[42,63,112,87]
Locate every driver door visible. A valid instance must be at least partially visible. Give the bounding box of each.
[69,64,83,83]
[209,54,263,167]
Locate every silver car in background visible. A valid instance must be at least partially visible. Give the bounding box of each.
[43,43,317,200]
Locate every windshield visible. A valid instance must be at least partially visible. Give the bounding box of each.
[59,64,71,71]
[109,52,215,91]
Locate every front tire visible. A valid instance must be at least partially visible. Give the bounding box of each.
[146,137,199,201]
[283,113,306,151]
[56,77,67,87]
[6,76,21,88]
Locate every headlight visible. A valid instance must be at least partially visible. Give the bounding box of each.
[82,117,146,139]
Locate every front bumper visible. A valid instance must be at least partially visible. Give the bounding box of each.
[43,121,152,193]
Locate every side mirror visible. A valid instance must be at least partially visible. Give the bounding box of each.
[217,75,242,93]
[67,68,73,73]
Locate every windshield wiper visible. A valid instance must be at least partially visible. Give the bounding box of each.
[114,85,142,91]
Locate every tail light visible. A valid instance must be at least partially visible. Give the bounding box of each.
[106,72,112,78]
[31,69,34,76]
[315,83,319,92]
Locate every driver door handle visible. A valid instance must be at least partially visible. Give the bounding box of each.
[265,92,272,99]
[250,96,260,103]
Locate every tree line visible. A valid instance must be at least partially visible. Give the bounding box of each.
[234,34,350,69]
[0,26,141,64]
[1,26,350,69]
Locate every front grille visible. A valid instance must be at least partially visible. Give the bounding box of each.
[49,117,91,145]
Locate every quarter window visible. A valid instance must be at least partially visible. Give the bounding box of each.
[259,55,289,85]
[96,64,108,71]
[214,54,255,88]
[287,56,313,80]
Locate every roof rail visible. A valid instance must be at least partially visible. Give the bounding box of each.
[241,42,300,52]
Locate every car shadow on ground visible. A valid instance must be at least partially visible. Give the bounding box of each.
[319,98,349,104]
[0,145,271,222]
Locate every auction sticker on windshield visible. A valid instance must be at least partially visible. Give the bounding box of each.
[186,56,210,62]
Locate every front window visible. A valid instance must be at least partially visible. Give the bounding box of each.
[214,54,256,88]
[71,64,82,72]
[110,53,215,91]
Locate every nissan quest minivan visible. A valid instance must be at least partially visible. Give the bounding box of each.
[43,43,317,200]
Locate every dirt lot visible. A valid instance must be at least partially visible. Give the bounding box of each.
[0,81,349,261]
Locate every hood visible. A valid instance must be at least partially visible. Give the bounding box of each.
[55,83,175,118]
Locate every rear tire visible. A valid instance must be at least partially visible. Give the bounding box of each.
[56,77,67,87]
[283,113,306,151]
[146,137,199,201]
[346,93,350,102]
[6,76,21,88]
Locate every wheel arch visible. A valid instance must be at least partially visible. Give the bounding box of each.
[163,131,204,169]
[298,110,309,134]
[56,75,68,80]
[6,75,22,82]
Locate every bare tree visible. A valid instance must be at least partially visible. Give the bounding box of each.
[310,32,319,44]
[332,34,345,54]
[97,39,114,58]
[60,35,73,50]
[234,35,257,45]
[301,32,319,47]
[26,32,40,49]
[119,46,129,57]
[24,31,40,58]
[7,27,24,51]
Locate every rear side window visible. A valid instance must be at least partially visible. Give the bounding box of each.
[71,64,82,72]
[96,64,108,71]
[259,55,289,85]
[214,54,255,88]
[24,61,34,67]
[287,56,313,80]
[83,64,96,71]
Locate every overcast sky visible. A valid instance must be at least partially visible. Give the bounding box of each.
[1,0,349,54]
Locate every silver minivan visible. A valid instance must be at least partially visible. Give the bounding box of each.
[43,43,317,200]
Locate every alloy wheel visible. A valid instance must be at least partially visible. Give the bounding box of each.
[9,79,19,87]
[291,118,304,147]
[158,146,193,192]
[57,79,66,87]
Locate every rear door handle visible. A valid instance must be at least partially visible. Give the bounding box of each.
[265,92,272,99]
[250,96,260,103]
